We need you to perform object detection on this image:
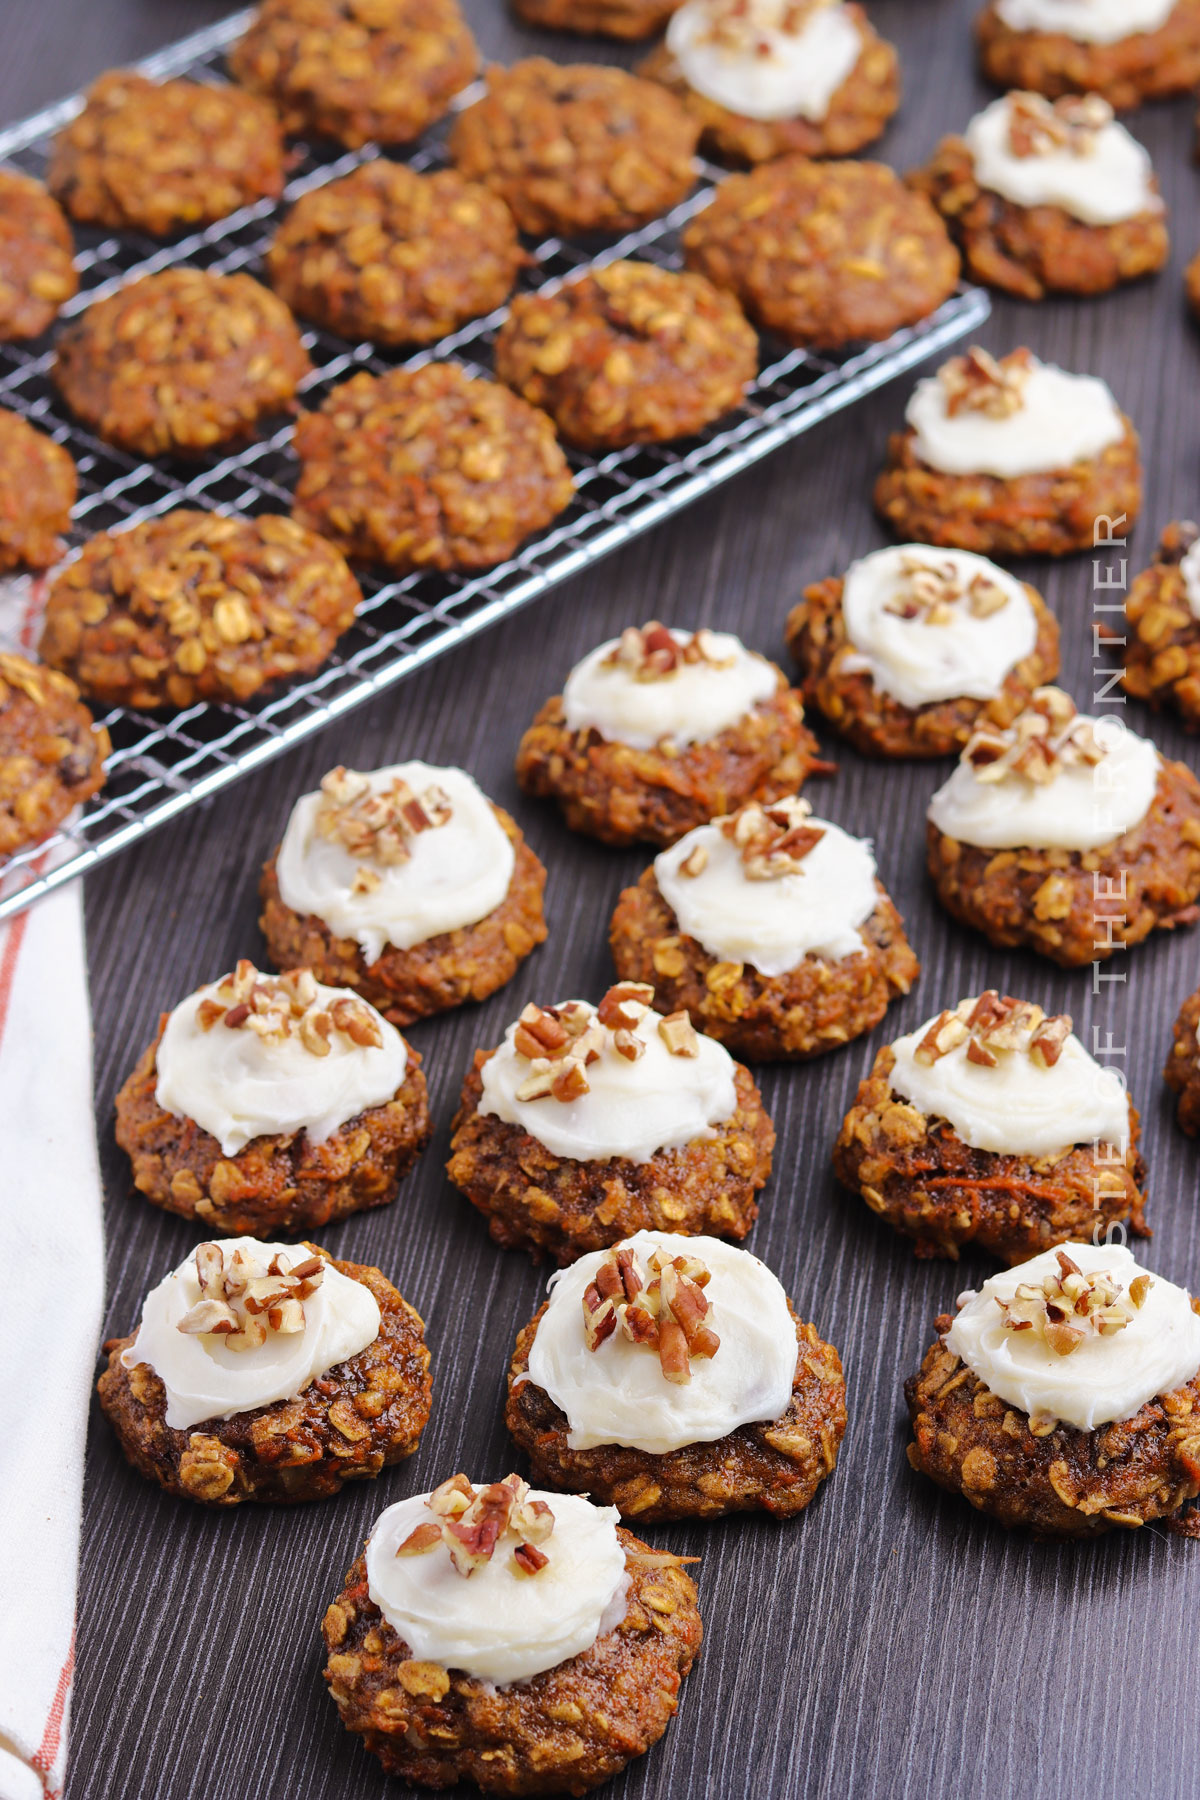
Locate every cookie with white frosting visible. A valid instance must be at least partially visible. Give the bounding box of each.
[911,91,1168,301]
[1165,981,1200,1136]
[515,622,822,849]
[786,542,1059,758]
[506,1230,845,1521]
[322,1474,701,1793]
[835,992,1147,1262]
[926,686,1200,966]
[97,1238,432,1505]
[906,1242,1200,1536]
[115,961,431,1235]
[446,984,774,1263]
[609,796,918,1059]
[1119,522,1200,729]
[638,0,899,166]
[977,0,1200,111]
[875,347,1142,560]
[259,761,547,1026]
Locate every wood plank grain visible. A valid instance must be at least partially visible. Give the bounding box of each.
[5,3,1200,1797]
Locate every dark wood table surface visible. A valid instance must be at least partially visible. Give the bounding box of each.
[7,2,1200,1796]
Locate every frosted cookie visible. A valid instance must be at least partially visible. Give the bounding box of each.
[609,796,918,1060]
[926,687,1200,965]
[911,91,1168,300]
[260,762,547,1026]
[322,1475,701,1792]
[506,1230,845,1521]
[115,962,431,1235]
[977,0,1200,111]
[1119,522,1200,728]
[516,623,822,849]
[786,543,1059,758]
[874,347,1142,559]
[446,984,774,1263]
[638,0,900,166]
[835,992,1147,1262]
[907,1243,1200,1535]
[97,1238,431,1505]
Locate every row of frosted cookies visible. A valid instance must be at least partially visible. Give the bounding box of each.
[515,0,1200,124]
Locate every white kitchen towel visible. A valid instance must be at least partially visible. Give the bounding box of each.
[0,577,105,1800]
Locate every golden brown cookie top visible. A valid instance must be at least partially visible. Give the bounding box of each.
[229,0,478,148]
[39,510,361,710]
[48,71,287,236]
[266,162,522,345]
[0,168,78,341]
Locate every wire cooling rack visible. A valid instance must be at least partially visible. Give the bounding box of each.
[0,7,990,920]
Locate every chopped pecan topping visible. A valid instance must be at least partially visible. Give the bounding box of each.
[176,1240,325,1351]
[315,765,452,868]
[195,960,383,1055]
[884,552,1011,625]
[603,622,736,682]
[395,1473,555,1578]
[997,1249,1149,1357]
[678,842,709,878]
[913,991,1072,1071]
[696,0,833,54]
[1007,91,1113,160]
[513,984,699,1101]
[658,1010,700,1056]
[720,795,825,879]
[961,687,1106,787]
[939,346,1033,420]
[582,1245,720,1384]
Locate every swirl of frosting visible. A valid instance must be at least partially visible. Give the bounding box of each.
[964,94,1160,226]
[478,998,738,1163]
[365,1488,627,1685]
[666,0,863,123]
[838,545,1038,709]
[994,0,1174,46]
[906,357,1125,479]
[887,1007,1128,1157]
[121,1237,381,1431]
[945,1243,1200,1431]
[561,627,778,751]
[526,1230,797,1451]
[154,969,408,1156]
[654,809,878,975]
[275,761,515,965]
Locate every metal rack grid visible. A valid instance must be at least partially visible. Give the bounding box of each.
[0,7,990,921]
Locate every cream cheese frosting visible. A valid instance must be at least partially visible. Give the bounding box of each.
[994,0,1175,45]
[154,969,408,1156]
[666,0,863,122]
[839,545,1038,709]
[946,1243,1200,1432]
[1179,537,1200,620]
[654,808,878,975]
[365,1488,627,1685]
[927,711,1160,850]
[478,997,738,1163]
[561,627,778,751]
[526,1230,797,1452]
[964,94,1161,227]
[275,761,515,965]
[121,1237,381,1431]
[888,1010,1129,1157]
[906,357,1125,478]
